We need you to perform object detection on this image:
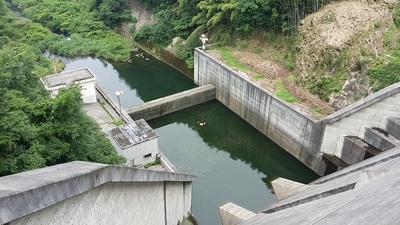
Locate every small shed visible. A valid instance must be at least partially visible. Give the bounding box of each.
[109,119,159,166]
[41,67,97,104]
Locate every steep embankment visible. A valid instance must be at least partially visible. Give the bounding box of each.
[297,0,398,110]
[122,0,399,117]
[211,0,399,116]
[115,0,155,38]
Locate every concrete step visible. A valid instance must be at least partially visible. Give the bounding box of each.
[381,117,400,140]
[322,154,349,175]
[341,136,381,165]
[363,127,400,151]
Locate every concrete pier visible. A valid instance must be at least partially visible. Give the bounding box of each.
[219,202,256,225]
[126,84,216,120]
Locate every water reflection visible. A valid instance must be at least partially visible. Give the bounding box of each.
[149,100,319,225]
[60,52,319,225]
[61,49,195,107]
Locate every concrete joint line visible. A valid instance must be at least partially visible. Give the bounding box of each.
[263,183,356,214]
[164,181,167,225]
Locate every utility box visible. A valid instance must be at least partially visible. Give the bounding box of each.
[109,119,159,166]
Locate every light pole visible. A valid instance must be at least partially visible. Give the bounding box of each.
[115,91,123,123]
[199,34,208,51]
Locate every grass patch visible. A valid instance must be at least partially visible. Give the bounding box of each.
[255,74,264,79]
[113,119,123,126]
[274,80,297,102]
[144,156,161,169]
[220,49,249,71]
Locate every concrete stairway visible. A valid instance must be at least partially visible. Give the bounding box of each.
[325,117,400,175]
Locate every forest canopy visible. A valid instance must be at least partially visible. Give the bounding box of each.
[0,0,125,176]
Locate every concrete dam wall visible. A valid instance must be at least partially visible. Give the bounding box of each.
[0,161,196,225]
[126,84,216,121]
[194,48,400,176]
[194,49,326,175]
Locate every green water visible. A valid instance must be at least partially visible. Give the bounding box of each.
[148,100,318,225]
[62,49,319,225]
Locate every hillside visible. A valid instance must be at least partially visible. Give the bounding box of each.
[204,0,399,117]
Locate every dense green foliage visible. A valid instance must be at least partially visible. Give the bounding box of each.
[367,3,400,92]
[0,1,125,176]
[10,0,133,61]
[367,48,400,92]
[134,0,334,68]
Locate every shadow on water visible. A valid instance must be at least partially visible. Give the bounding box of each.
[60,48,318,225]
[111,50,196,103]
[149,100,319,225]
[150,100,319,186]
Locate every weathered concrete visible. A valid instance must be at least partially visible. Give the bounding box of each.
[219,202,256,225]
[341,136,371,165]
[0,161,196,225]
[363,127,400,151]
[382,117,400,139]
[194,49,325,175]
[271,178,308,201]
[238,146,400,225]
[126,84,216,120]
[195,48,400,176]
[322,85,400,157]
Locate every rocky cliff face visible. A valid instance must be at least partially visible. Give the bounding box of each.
[115,0,156,38]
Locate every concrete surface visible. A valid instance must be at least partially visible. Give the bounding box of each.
[219,202,256,225]
[126,84,216,120]
[42,67,97,103]
[271,177,308,201]
[195,48,400,176]
[194,49,325,175]
[237,145,400,225]
[0,161,196,225]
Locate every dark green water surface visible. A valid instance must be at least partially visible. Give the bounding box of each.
[62,49,319,225]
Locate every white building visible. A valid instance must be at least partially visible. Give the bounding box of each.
[108,119,159,166]
[41,67,97,104]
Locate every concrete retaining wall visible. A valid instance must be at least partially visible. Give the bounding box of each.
[194,48,400,176]
[0,161,196,225]
[321,84,400,158]
[126,84,216,120]
[194,49,326,175]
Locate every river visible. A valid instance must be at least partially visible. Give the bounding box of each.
[62,49,319,225]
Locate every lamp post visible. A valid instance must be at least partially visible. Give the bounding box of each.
[199,34,208,51]
[115,91,123,123]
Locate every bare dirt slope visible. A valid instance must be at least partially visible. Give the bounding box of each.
[297,0,398,109]
[208,0,398,118]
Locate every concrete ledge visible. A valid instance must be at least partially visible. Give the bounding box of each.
[126,84,216,120]
[95,84,133,124]
[219,202,256,225]
[364,127,399,151]
[0,161,196,224]
[271,177,308,201]
[324,83,400,124]
[382,117,400,140]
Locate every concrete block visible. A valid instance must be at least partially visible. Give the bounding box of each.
[219,202,256,225]
[381,117,400,140]
[340,136,369,165]
[355,170,395,189]
[364,127,400,151]
[271,177,308,201]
